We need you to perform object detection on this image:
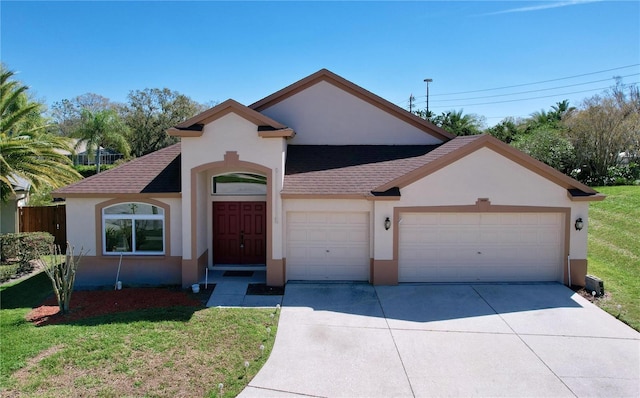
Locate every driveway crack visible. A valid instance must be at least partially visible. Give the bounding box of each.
[471,286,579,398]
[374,286,416,398]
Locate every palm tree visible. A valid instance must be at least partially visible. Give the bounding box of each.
[72,108,130,173]
[433,109,484,136]
[1,66,81,202]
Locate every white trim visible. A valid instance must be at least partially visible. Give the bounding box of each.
[102,202,166,256]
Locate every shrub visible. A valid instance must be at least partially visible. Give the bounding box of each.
[74,164,116,178]
[43,243,83,313]
[0,263,20,282]
[572,162,640,186]
[0,232,55,270]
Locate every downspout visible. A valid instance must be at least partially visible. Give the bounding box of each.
[567,255,572,287]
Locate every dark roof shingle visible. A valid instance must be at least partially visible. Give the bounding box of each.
[283,136,483,196]
[54,143,181,196]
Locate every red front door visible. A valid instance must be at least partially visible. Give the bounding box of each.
[213,202,266,265]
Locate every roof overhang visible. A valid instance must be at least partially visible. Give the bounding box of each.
[168,99,293,138]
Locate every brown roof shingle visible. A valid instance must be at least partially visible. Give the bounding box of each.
[54,143,181,197]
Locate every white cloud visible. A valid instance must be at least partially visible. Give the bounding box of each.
[484,0,602,16]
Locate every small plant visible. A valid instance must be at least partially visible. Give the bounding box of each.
[42,242,84,314]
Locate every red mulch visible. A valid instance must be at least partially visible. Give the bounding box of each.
[26,288,203,326]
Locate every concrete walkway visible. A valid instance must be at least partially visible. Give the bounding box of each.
[239,283,640,398]
[203,270,283,308]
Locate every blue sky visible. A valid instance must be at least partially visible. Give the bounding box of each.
[2,1,639,125]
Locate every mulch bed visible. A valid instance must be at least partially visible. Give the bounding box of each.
[26,288,204,327]
[246,283,284,296]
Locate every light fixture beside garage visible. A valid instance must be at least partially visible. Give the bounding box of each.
[574,218,584,231]
[384,217,391,230]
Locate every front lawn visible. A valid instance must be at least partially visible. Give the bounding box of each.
[0,272,279,397]
[587,185,640,331]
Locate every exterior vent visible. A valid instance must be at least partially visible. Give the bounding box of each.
[585,274,604,296]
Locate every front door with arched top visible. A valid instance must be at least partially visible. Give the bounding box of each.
[212,202,266,265]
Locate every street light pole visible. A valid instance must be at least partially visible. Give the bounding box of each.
[424,78,433,116]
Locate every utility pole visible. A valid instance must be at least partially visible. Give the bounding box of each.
[424,78,433,115]
[409,94,415,113]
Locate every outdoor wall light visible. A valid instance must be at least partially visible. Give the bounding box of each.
[384,217,391,231]
[575,218,584,231]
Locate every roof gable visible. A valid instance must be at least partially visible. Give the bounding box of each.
[167,99,293,138]
[373,134,602,200]
[250,69,454,142]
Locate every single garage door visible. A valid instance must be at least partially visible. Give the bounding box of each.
[399,212,564,282]
[286,212,370,281]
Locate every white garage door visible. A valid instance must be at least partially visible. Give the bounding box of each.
[399,212,564,283]
[286,212,370,281]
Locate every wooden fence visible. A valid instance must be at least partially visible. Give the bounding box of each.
[19,205,67,249]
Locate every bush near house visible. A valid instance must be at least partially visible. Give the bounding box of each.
[74,164,116,178]
[0,232,54,281]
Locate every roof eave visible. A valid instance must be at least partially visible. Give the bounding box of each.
[169,99,288,137]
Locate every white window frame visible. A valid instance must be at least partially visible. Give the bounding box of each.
[102,203,165,256]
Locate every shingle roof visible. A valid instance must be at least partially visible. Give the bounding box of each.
[283,136,483,196]
[53,143,181,197]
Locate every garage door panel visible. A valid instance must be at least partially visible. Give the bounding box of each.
[286,212,369,281]
[399,212,563,283]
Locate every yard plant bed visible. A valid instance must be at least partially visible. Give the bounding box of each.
[26,287,202,326]
[1,272,279,397]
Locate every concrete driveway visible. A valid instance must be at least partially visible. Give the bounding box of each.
[239,283,640,397]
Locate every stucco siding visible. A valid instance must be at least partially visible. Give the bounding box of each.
[0,200,18,234]
[401,148,569,207]
[395,147,587,259]
[260,81,443,145]
[66,197,102,256]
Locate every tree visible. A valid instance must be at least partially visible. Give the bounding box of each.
[512,128,576,175]
[1,66,81,202]
[50,93,115,136]
[432,109,485,136]
[485,117,524,144]
[72,108,131,174]
[563,84,640,183]
[526,100,575,132]
[122,88,205,157]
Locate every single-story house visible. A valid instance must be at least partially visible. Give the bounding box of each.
[54,69,604,288]
[1,176,31,234]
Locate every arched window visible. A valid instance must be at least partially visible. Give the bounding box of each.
[102,202,165,255]
[212,173,267,195]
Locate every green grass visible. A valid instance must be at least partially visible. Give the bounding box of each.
[587,186,640,331]
[0,273,279,397]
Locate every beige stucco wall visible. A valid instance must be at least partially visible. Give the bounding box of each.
[180,112,286,263]
[375,147,589,260]
[66,197,102,255]
[0,199,19,234]
[260,81,443,145]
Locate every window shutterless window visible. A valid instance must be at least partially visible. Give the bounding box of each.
[102,202,165,255]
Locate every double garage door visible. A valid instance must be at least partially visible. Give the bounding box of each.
[399,212,564,283]
[285,211,564,283]
[286,212,369,281]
